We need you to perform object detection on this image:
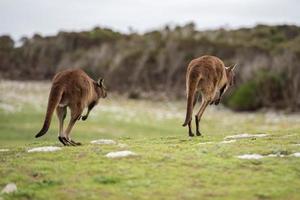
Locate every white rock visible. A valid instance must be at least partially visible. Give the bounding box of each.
[90,139,116,145]
[1,183,17,194]
[292,144,300,146]
[220,140,236,144]
[105,150,137,158]
[198,142,214,145]
[27,146,62,152]
[237,154,264,160]
[266,154,285,158]
[225,133,269,140]
[0,149,9,152]
[292,152,300,157]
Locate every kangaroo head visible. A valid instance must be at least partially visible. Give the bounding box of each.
[221,64,237,94]
[95,78,107,98]
[225,64,236,87]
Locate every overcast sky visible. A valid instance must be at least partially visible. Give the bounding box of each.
[1,0,300,40]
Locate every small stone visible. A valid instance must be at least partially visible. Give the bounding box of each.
[267,154,285,158]
[27,146,62,152]
[1,183,17,194]
[225,133,269,140]
[220,140,236,144]
[105,150,137,158]
[90,139,116,145]
[292,152,300,157]
[237,154,264,160]
[198,142,214,145]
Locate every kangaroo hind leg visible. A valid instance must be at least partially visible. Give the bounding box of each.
[56,106,69,146]
[195,96,211,136]
[64,105,83,146]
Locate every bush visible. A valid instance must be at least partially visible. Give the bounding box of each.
[226,80,262,111]
[225,70,286,111]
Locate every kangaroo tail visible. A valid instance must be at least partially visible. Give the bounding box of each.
[35,86,63,138]
[182,76,200,127]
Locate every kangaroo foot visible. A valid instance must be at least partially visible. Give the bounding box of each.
[58,136,70,146]
[68,139,82,146]
[189,132,195,137]
[196,131,202,136]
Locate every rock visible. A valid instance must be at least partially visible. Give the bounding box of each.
[198,142,214,145]
[225,133,269,140]
[1,183,17,194]
[220,140,236,144]
[90,139,116,145]
[292,152,300,157]
[237,154,264,160]
[105,150,137,158]
[238,152,300,159]
[266,154,285,158]
[27,146,62,152]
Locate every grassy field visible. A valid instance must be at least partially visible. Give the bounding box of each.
[0,81,300,200]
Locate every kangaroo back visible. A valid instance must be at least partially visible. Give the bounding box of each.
[35,85,64,138]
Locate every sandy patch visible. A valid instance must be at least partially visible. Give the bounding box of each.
[90,139,117,145]
[105,150,137,158]
[1,183,17,194]
[27,146,62,152]
[225,133,269,140]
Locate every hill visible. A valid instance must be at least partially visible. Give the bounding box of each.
[0,24,299,111]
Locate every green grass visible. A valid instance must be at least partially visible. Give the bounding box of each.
[0,81,300,200]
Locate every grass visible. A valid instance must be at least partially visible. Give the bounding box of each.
[0,81,300,200]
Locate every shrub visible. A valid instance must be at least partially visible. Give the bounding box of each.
[225,80,262,111]
[225,70,285,111]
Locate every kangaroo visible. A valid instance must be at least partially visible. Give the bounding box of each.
[35,68,107,146]
[182,55,236,137]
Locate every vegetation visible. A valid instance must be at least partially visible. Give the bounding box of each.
[1,81,300,199]
[0,24,300,111]
[225,80,260,111]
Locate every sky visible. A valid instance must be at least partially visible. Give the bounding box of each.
[1,0,300,40]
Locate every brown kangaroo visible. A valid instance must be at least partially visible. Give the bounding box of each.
[35,68,107,146]
[182,55,236,137]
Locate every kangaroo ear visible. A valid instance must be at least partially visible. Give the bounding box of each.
[228,64,237,71]
[97,78,104,87]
